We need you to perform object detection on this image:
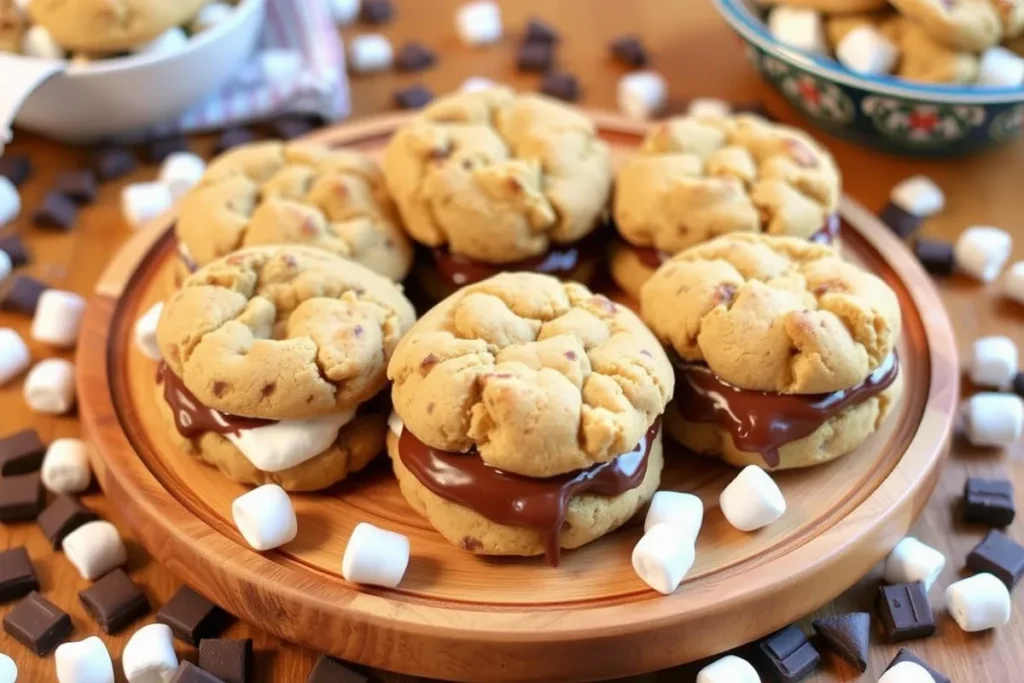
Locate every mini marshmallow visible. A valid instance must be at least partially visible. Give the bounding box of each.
[836,25,898,76]
[979,46,1024,87]
[55,636,114,683]
[158,152,206,201]
[387,410,404,436]
[0,329,30,386]
[891,175,945,217]
[342,522,410,588]
[134,302,164,361]
[1004,261,1024,306]
[122,182,174,230]
[719,465,786,532]
[946,572,1011,632]
[122,623,178,683]
[461,76,497,92]
[456,1,503,46]
[348,34,394,73]
[0,176,19,225]
[24,358,76,415]
[63,521,127,581]
[696,655,760,683]
[0,250,10,284]
[631,523,695,595]
[644,491,703,544]
[191,2,234,32]
[882,536,946,591]
[768,7,826,55]
[42,438,92,494]
[969,335,1018,389]
[0,654,15,683]
[955,226,1012,283]
[617,71,667,120]
[21,25,66,60]
[687,97,732,119]
[232,484,297,551]
[31,289,86,349]
[327,0,360,25]
[877,661,937,683]
[964,393,1024,447]
[135,28,189,56]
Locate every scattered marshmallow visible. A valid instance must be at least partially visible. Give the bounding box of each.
[122,182,173,230]
[963,393,1024,447]
[719,465,786,532]
[0,329,30,386]
[232,484,297,551]
[55,637,114,683]
[158,152,206,201]
[122,623,178,683]
[696,655,760,683]
[342,522,410,588]
[42,438,92,495]
[134,302,164,361]
[327,0,360,25]
[617,71,667,119]
[31,289,86,349]
[882,536,946,591]
[0,654,15,683]
[877,661,937,683]
[969,336,1018,389]
[631,522,695,595]
[63,521,127,581]
[767,7,826,55]
[0,176,19,226]
[134,28,189,56]
[946,572,1012,632]
[891,175,945,217]
[0,249,10,284]
[1005,261,1024,306]
[644,491,703,544]
[21,25,66,60]
[456,1,503,46]
[191,2,235,32]
[979,46,1024,87]
[687,97,732,119]
[461,76,497,92]
[955,226,1012,283]
[836,25,898,76]
[348,34,394,73]
[24,358,76,415]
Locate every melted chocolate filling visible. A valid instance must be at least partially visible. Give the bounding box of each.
[397,420,661,566]
[672,353,899,468]
[158,363,274,438]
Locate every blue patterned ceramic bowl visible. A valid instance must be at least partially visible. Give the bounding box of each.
[712,0,1024,156]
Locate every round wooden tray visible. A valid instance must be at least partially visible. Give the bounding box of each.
[78,112,960,683]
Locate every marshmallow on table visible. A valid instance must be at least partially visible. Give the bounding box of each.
[955,226,1012,283]
[232,485,297,551]
[969,335,1018,389]
[122,623,178,683]
[768,7,826,55]
[719,465,786,532]
[979,47,1024,87]
[326,0,360,25]
[963,393,1024,447]
[134,302,164,361]
[0,176,19,226]
[687,97,732,119]
[24,358,76,415]
[158,152,206,201]
[631,522,696,595]
[1004,261,1024,306]
[878,661,937,683]
[456,2,503,46]
[348,34,394,73]
[22,25,66,60]
[55,636,114,683]
[644,491,703,544]
[0,654,15,683]
[42,438,92,494]
[134,28,189,56]
[946,572,1012,632]
[617,71,667,120]
[63,521,127,581]
[122,182,173,230]
[342,522,410,588]
[31,289,86,349]
[461,76,497,92]
[836,25,898,76]
[191,2,235,32]
[882,536,946,591]
[891,175,945,217]
[695,655,760,683]
[0,329,29,386]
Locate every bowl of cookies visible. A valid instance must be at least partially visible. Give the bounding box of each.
[712,0,1024,156]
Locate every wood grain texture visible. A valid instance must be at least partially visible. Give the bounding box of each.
[1,0,1024,681]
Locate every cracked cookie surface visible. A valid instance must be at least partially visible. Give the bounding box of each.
[29,0,206,52]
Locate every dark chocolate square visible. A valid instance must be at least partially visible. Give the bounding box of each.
[79,568,150,634]
[517,40,554,72]
[37,494,98,548]
[92,145,137,181]
[271,115,319,141]
[147,134,190,164]
[360,0,393,24]
[887,648,950,683]
[1014,371,1024,400]
[171,661,227,682]
[0,547,39,603]
[0,234,30,266]
[0,472,45,522]
[2,591,72,655]
[963,477,1015,527]
[0,155,32,187]
[394,85,434,110]
[879,202,922,239]
[609,35,648,67]
[758,624,820,682]
[395,41,436,72]
[54,170,99,204]
[32,191,78,231]
[914,238,955,277]
[214,128,258,155]
[157,585,232,645]
[540,71,579,101]
[307,656,368,683]
[876,581,936,642]
[0,429,46,475]
[525,17,559,43]
[967,529,1024,590]
[199,638,252,683]
[0,275,48,315]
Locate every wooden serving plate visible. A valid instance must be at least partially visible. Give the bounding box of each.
[78,112,960,683]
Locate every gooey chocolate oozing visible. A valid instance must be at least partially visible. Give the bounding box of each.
[672,353,899,468]
[397,419,661,566]
[159,362,274,438]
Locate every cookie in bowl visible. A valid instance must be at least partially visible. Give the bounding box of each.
[382,87,614,301]
[28,0,207,52]
[611,113,841,300]
[385,272,673,564]
[175,141,414,286]
[640,233,903,470]
[153,246,416,491]
[0,0,25,53]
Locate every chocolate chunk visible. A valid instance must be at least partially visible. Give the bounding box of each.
[609,35,648,67]
[199,638,252,683]
[32,191,78,231]
[525,17,559,43]
[171,661,227,683]
[147,133,190,164]
[395,41,436,71]
[0,234,30,266]
[963,477,1015,527]
[37,494,97,548]
[0,155,32,187]
[307,656,368,683]
[92,145,137,181]
[887,648,950,683]
[0,429,46,475]
[360,0,393,23]
[757,624,820,682]
[157,585,232,645]
[811,612,870,672]
[1014,371,1024,399]
[967,529,1024,590]
[2,591,72,655]
[517,40,554,72]
[0,275,48,314]
[876,581,936,641]
[540,71,580,101]
[79,568,150,634]
[0,547,39,603]
[214,128,258,155]
[271,115,319,141]
[54,169,99,204]
[914,238,955,276]
[0,472,45,522]
[394,85,434,110]
[879,202,922,239]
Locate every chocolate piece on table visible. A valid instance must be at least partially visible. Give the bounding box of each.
[887,648,950,683]
[157,585,232,645]
[540,71,580,102]
[395,41,436,71]
[271,115,319,141]
[914,238,955,276]
[214,128,258,155]
[394,85,435,110]
[92,145,137,181]
[2,591,72,655]
[0,275,48,315]
[879,202,922,239]
[963,477,1016,527]
[0,547,40,603]
[1014,371,1024,399]
[360,0,393,23]
[171,661,227,683]
[524,17,559,43]
[147,133,190,164]
[0,234,30,266]
[811,612,870,672]
[32,191,78,231]
[876,581,936,641]
[966,529,1024,590]
[307,655,368,683]
[0,155,32,187]
[0,472,45,522]
[757,624,820,682]
[199,638,253,683]
[79,568,150,634]
[37,494,98,548]
[0,428,46,475]
[517,40,554,72]
[609,35,648,67]
[54,169,99,204]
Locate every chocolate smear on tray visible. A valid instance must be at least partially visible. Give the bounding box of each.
[159,363,274,439]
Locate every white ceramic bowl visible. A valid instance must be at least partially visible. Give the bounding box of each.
[13,0,265,143]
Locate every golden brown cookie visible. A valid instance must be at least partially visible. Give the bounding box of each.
[0,0,25,53]
[898,20,980,84]
[760,0,888,12]
[28,0,206,52]
[888,0,1004,52]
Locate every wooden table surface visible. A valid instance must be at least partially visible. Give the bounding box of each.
[1,1,1023,681]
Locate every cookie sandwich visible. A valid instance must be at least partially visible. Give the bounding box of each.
[383,87,613,301]
[612,113,841,300]
[153,246,416,491]
[175,141,413,286]
[641,233,903,470]
[386,272,673,564]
